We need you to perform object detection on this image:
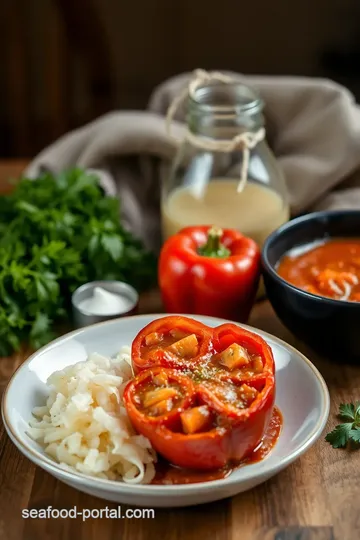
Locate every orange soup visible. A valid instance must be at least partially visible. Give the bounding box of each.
[277,238,360,302]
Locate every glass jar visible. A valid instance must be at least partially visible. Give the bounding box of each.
[161,81,289,248]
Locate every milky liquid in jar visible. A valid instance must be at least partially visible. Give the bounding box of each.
[161,178,289,247]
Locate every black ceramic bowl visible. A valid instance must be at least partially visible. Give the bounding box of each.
[262,210,360,362]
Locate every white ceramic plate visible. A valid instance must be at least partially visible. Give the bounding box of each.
[2,314,329,508]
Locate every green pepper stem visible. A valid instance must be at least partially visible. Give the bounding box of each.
[205,226,223,252]
[197,226,231,258]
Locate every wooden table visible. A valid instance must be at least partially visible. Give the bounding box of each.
[0,161,360,540]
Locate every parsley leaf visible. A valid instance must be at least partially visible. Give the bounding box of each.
[101,234,123,261]
[325,423,353,448]
[349,428,360,444]
[0,168,157,355]
[339,403,355,421]
[325,401,360,449]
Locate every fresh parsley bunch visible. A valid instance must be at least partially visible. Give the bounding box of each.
[325,402,360,448]
[0,168,157,355]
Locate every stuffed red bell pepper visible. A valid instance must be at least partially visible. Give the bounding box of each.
[123,315,275,470]
[158,226,261,323]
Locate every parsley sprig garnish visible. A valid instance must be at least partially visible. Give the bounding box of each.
[325,402,360,448]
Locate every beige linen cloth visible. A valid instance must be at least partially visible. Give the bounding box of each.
[26,71,360,252]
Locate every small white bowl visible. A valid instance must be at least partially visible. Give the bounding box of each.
[1,314,330,508]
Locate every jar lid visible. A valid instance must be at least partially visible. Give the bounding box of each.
[71,281,139,328]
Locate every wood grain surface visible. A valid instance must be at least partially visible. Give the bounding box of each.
[0,161,359,540]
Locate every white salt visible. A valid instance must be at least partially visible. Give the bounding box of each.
[78,287,133,316]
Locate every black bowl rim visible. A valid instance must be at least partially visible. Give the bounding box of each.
[261,209,360,309]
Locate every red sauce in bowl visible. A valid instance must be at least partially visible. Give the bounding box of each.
[277,239,360,302]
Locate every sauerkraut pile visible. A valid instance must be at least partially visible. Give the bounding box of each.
[27,347,156,484]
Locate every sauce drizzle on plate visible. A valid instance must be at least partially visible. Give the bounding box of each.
[152,406,282,485]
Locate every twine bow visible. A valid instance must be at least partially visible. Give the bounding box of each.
[165,69,265,193]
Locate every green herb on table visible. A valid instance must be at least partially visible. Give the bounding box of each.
[325,402,360,448]
[0,168,157,355]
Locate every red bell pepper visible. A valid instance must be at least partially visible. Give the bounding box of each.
[124,316,275,470]
[158,226,261,323]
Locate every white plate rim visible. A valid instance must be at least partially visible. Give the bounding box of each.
[1,313,330,494]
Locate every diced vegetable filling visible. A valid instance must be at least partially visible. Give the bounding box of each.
[202,381,259,409]
[166,334,199,358]
[177,379,260,434]
[142,329,200,361]
[169,328,189,341]
[134,371,261,434]
[135,334,265,428]
[216,343,250,370]
[180,406,211,434]
[212,343,264,377]
[252,355,264,373]
[135,377,184,417]
[148,399,175,416]
[145,332,163,347]
[142,329,263,381]
[238,383,258,403]
[143,387,180,409]
[152,371,169,387]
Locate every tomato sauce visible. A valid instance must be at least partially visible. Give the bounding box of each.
[151,406,282,485]
[277,238,360,302]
